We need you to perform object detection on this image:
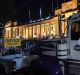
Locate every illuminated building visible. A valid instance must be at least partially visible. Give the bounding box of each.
[4,0,79,39]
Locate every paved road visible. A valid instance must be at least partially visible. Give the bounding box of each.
[7,68,28,75]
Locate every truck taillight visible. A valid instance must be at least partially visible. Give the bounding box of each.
[12,61,16,69]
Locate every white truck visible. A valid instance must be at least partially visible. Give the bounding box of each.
[56,12,80,75]
[27,12,80,75]
[55,12,80,60]
[0,46,38,75]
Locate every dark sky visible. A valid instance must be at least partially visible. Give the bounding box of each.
[15,0,53,24]
[0,0,15,23]
[0,0,72,24]
[0,0,53,24]
[0,0,31,23]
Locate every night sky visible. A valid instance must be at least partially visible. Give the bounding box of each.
[0,0,54,24]
[15,0,53,24]
[0,0,15,23]
[0,0,71,24]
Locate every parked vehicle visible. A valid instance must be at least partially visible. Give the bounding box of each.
[0,46,38,75]
[27,12,80,75]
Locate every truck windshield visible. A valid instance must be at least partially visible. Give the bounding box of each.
[1,47,21,56]
[71,21,80,40]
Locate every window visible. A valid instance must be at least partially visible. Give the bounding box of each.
[71,21,80,40]
[39,41,57,51]
[54,0,61,9]
[78,0,80,10]
[1,47,21,56]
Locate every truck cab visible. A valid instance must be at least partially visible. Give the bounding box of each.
[67,13,80,60]
[0,47,29,75]
[59,12,80,75]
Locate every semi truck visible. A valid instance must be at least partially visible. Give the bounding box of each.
[27,12,80,75]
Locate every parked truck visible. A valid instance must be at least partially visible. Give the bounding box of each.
[0,39,38,75]
[27,12,80,75]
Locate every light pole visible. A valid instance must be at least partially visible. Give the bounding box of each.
[58,14,66,37]
[29,9,32,23]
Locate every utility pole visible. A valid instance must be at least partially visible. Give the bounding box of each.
[58,15,62,37]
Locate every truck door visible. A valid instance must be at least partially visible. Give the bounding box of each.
[69,19,80,60]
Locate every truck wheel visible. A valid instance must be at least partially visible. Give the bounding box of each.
[0,66,5,75]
